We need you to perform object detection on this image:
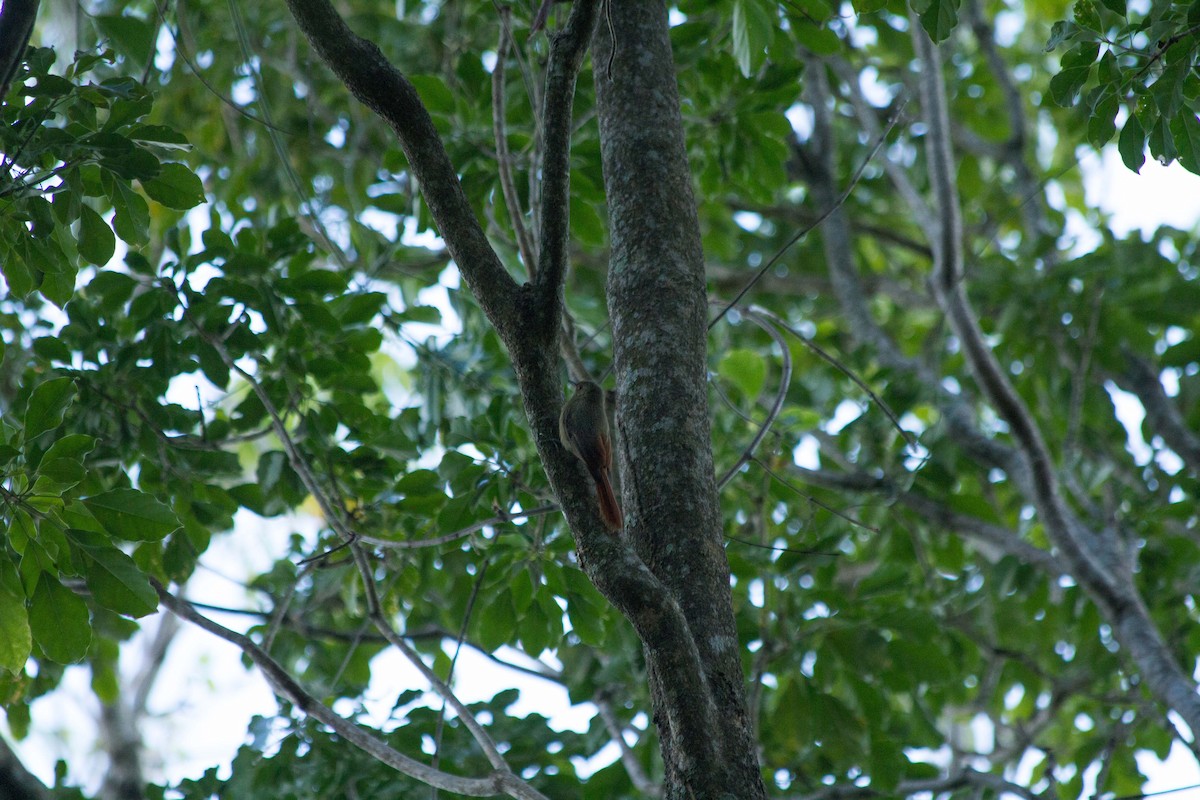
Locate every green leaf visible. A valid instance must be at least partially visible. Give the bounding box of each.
[62,500,108,535]
[0,559,31,673]
[408,75,455,116]
[1049,42,1099,107]
[567,594,605,646]
[40,264,79,309]
[792,19,840,55]
[1148,116,1177,165]
[1170,112,1200,174]
[40,434,97,465]
[732,0,752,78]
[1151,57,1189,119]
[279,269,347,296]
[1,241,35,297]
[1087,91,1119,148]
[9,510,38,558]
[93,15,156,74]
[398,305,442,325]
[332,292,388,325]
[141,163,206,210]
[24,377,77,444]
[70,532,158,618]
[109,180,151,245]
[78,205,116,266]
[83,489,181,541]
[128,124,191,147]
[519,594,551,656]
[570,195,608,248]
[476,590,517,651]
[396,469,442,495]
[1073,0,1102,32]
[33,335,72,365]
[1045,20,1079,51]
[719,348,768,399]
[33,457,85,495]
[1119,112,1146,171]
[91,133,160,181]
[919,0,960,43]
[29,576,91,663]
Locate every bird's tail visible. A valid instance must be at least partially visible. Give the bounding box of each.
[594,469,623,531]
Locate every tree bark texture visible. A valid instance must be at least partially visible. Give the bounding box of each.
[285,0,768,794]
[594,4,766,798]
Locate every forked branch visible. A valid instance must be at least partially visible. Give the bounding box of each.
[154,583,550,800]
[283,0,519,328]
[913,21,1200,753]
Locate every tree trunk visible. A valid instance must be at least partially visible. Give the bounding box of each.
[593,3,767,797]
[0,737,50,800]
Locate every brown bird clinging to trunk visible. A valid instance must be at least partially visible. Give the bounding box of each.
[559,380,623,531]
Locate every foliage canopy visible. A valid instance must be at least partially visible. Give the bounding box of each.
[3,0,1200,798]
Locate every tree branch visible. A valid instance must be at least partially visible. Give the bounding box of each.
[0,736,50,800]
[154,582,550,800]
[282,0,520,330]
[0,0,39,104]
[526,0,603,381]
[369,611,510,772]
[797,766,1047,800]
[182,302,529,774]
[914,22,1120,593]
[356,504,560,550]
[784,463,1062,570]
[533,0,601,307]
[963,0,1054,255]
[492,8,538,277]
[801,50,1021,480]
[913,22,1200,755]
[825,55,933,235]
[595,691,659,797]
[715,306,792,490]
[1119,353,1200,476]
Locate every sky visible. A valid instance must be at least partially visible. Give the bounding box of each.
[1083,150,1200,237]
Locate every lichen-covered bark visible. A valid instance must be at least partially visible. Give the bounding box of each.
[593,3,766,797]
[286,0,768,793]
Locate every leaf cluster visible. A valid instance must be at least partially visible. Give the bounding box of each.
[1048,0,1200,172]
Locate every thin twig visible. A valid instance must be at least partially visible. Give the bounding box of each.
[432,560,490,799]
[749,304,919,457]
[181,298,522,774]
[492,9,538,276]
[154,581,549,800]
[355,504,559,549]
[751,457,880,534]
[826,56,931,233]
[152,0,295,132]
[226,0,352,272]
[369,612,510,771]
[180,597,565,680]
[714,306,792,490]
[595,692,659,797]
[707,98,907,332]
